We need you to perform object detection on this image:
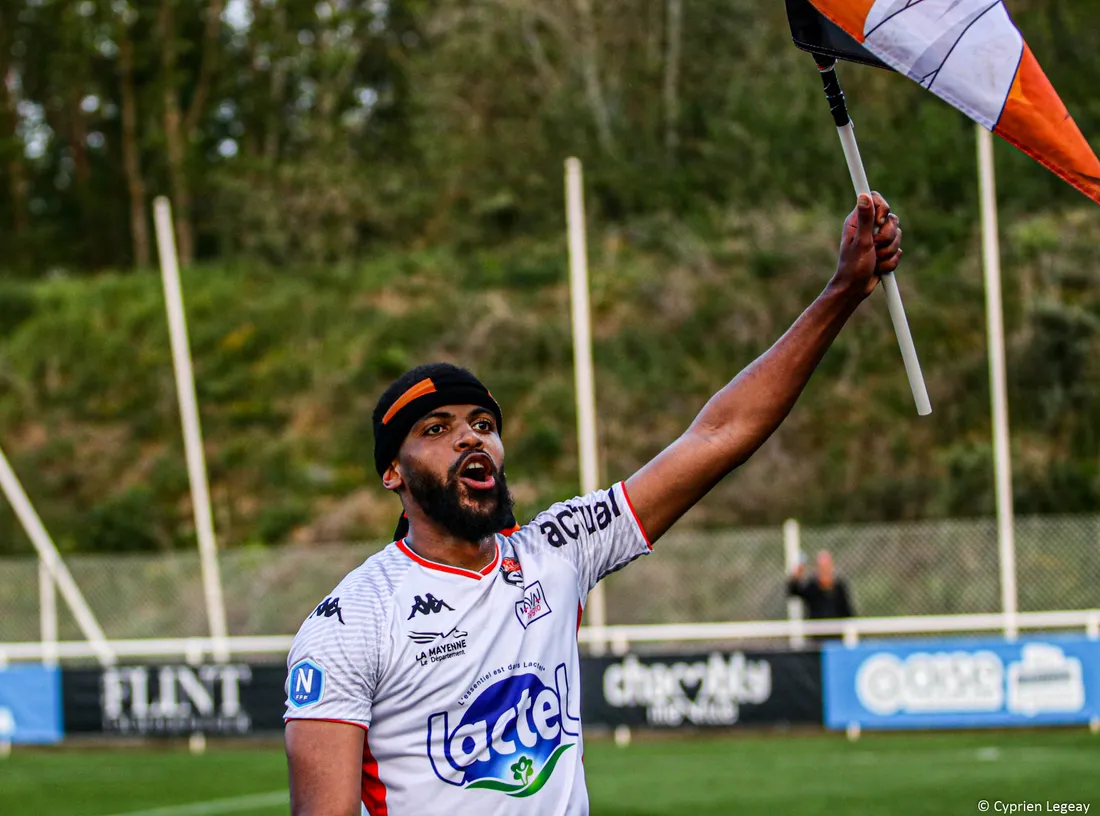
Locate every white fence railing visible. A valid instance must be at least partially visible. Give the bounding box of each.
[4,515,1100,643]
[3,515,1099,666]
[2,609,1098,666]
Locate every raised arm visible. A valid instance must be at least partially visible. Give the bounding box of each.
[787,562,808,599]
[625,193,902,542]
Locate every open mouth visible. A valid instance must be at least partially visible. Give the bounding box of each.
[456,452,496,491]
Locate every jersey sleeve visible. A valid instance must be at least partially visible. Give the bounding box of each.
[530,481,652,599]
[283,585,391,727]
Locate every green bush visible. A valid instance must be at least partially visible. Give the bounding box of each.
[0,284,36,332]
[83,488,162,553]
[1,202,1099,553]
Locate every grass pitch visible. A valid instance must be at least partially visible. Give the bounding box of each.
[1,728,1097,815]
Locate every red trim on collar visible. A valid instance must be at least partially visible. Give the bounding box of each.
[395,538,501,580]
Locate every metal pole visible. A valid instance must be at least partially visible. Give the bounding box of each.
[817,61,931,416]
[0,444,114,665]
[38,559,58,668]
[154,197,231,662]
[783,519,805,649]
[977,126,1018,640]
[565,158,607,655]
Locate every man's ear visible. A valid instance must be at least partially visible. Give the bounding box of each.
[382,461,403,491]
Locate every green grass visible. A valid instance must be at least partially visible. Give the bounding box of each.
[1,729,1097,815]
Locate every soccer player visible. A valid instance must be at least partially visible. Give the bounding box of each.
[284,192,902,815]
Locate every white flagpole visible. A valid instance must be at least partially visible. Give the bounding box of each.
[154,197,231,663]
[835,122,931,416]
[565,158,608,655]
[976,126,1018,640]
[0,444,114,665]
[818,62,931,416]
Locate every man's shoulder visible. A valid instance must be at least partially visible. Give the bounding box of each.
[512,483,630,550]
[339,542,412,605]
[294,543,410,637]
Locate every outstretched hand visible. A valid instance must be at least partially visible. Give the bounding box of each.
[833,192,902,298]
[623,192,907,544]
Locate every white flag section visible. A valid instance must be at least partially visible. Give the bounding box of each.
[809,0,1100,204]
[863,0,1023,130]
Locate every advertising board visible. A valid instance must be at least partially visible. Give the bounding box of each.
[582,650,822,728]
[823,635,1100,729]
[0,664,63,744]
[62,663,288,735]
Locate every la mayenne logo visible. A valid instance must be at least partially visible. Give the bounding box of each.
[427,664,580,797]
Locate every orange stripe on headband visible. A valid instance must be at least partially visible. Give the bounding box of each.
[382,378,437,425]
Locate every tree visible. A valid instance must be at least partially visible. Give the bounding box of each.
[115,2,151,269]
[0,1,30,268]
[157,0,225,267]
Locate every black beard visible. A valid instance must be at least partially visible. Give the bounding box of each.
[403,457,515,543]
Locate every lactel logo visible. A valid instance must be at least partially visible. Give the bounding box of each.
[428,664,580,797]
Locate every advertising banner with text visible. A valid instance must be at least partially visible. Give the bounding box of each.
[581,650,822,728]
[61,652,824,736]
[62,664,288,735]
[823,635,1100,730]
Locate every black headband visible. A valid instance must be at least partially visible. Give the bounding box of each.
[371,364,503,479]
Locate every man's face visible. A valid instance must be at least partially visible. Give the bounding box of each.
[817,551,834,583]
[387,404,513,542]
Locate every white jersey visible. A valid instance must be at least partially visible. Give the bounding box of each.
[284,482,651,816]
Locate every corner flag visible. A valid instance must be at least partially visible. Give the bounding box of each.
[804,0,1100,205]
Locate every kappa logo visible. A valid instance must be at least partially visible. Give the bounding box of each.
[515,581,552,629]
[500,557,524,587]
[309,596,345,625]
[408,593,455,620]
[539,492,622,548]
[288,659,325,708]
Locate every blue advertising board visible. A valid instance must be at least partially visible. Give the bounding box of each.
[823,635,1100,730]
[0,664,63,743]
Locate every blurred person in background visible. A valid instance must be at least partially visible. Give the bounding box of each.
[788,549,855,619]
[283,192,900,816]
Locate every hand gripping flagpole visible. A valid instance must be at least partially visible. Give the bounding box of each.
[816,58,932,416]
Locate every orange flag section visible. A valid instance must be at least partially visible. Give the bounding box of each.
[808,0,1100,206]
[996,46,1100,206]
[813,0,874,42]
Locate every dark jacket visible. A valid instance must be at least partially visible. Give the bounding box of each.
[787,575,855,619]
